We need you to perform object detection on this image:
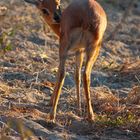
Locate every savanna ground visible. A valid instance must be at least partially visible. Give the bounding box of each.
[0,0,140,139]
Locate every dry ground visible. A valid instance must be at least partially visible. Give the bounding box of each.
[0,0,140,139]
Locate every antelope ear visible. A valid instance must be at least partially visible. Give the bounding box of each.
[55,0,61,5]
[55,0,61,10]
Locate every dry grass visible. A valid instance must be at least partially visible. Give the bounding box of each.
[0,0,140,139]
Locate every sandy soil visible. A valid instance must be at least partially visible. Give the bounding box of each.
[0,0,140,139]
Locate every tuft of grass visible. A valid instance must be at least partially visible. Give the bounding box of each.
[96,113,138,127]
[0,28,15,53]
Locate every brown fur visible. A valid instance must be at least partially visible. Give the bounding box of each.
[24,0,107,122]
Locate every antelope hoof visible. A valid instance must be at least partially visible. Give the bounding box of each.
[87,112,96,121]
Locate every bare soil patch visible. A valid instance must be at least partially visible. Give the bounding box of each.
[0,0,140,139]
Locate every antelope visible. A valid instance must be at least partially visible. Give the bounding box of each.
[24,0,107,122]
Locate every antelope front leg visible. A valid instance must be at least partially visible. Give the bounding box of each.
[50,57,66,122]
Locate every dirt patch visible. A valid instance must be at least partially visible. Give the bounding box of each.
[0,0,140,139]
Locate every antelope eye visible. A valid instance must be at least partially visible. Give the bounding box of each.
[42,8,50,15]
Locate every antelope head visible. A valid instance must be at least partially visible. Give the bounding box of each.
[24,0,62,24]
